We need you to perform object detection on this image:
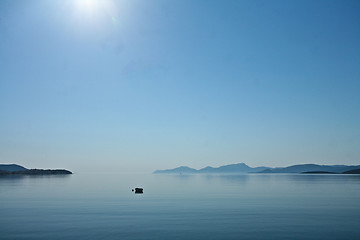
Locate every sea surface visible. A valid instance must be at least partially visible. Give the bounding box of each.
[1,173,360,239]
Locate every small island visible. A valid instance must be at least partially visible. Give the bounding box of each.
[0,164,72,175]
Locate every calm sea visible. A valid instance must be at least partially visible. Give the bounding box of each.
[1,173,360,239]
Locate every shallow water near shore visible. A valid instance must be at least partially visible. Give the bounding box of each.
[1,173,360,239]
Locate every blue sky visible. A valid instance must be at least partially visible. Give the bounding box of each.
[0,0,359,172]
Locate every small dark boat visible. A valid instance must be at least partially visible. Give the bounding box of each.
[133,188,143,194]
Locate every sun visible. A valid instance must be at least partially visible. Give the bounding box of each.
[76,0,100,14]
[72,0,121,28]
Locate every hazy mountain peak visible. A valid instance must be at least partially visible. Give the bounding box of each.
[155,162,264,174]
[153,166,196,174]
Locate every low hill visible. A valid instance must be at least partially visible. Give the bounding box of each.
[0,164,72,175]
[301,171,337,174]
[153,166,197,174]
[0,164,28,172]
[0,169,72,175]
[260,164,360,174]
[342,169,360,174]
[13,169,72,175]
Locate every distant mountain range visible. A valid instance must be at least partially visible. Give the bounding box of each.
[260,164,360,174]
[153,163,360,174]
[0,164,72,175]
[153,163,267,174]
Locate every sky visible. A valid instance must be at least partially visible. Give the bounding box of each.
[0,0,359,172]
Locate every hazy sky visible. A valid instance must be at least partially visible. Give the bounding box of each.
[1,0,359,172]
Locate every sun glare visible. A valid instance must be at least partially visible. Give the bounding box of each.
[76,0,99,14]
[72,0,123,31]
[74,0,120,21]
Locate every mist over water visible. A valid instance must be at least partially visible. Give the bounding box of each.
[1,173,360,239]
